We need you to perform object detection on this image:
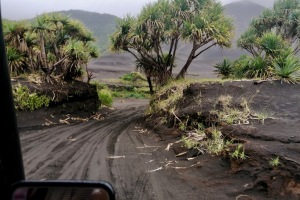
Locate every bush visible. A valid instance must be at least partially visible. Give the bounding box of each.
[13,84,50,111]
[120,72,146,84]
[98,89,113,107]
[90,80,108,90]
[245,56,269,79]
[231,55,251,79]
[274,54,300,83]
[214,58,233,78]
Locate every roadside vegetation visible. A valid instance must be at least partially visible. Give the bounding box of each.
[13,84,51,111]
[110,0,234,93]
[214,0,300,83]
[147,80,251,159]
[145,0,300,171]
[7,0,300,197]
[4,13,99,84]
[8,0,300,134]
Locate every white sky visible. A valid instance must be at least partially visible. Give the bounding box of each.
[0,0,241,20]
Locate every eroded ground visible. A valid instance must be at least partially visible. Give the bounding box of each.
[17,80,300,200]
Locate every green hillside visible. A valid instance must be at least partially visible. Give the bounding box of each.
[54,10,119,52]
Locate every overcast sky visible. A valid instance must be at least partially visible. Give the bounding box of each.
[1,0,243,20]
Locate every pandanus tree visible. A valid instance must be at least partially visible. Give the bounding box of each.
[236,0,300,82]
[238,0,300,57]
[110,0,234,93]
[4,13,99,83]
[3,21,31,74]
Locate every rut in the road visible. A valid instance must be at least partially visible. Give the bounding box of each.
[20,105,146,181]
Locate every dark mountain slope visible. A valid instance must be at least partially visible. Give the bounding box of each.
[224,1,266,38]
[54,10,119,52]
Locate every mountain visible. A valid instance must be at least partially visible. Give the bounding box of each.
[224,1,266,38]
[247,0,274,8]
[53,10,119,52]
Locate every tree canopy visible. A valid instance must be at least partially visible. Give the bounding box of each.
[237,0,300,57]
[4,13,99,83]
[218,0,300,83]
[110,0,234,93]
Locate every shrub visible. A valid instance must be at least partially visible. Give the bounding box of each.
[13,84,50,111]
[90,80,108,90]
[274,54,300,83]
[245,56,269,79]
[214,58,233,78]
[120,72,146,83]
[231,55,251,79]
[97,89,113,107]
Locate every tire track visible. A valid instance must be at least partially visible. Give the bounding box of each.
[19,103,224,200]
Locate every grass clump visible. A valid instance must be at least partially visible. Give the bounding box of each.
[13,84,50,111]
[120,72,147,85]
[149,79,193,115]
[252,108,275,125]
[230,144,248,160]
[213,95,251,125]
[182,135,200,149]
[269,156,281,167]
[112,87,150,99]
[205,127,227,155]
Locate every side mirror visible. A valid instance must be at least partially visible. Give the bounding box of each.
[10,180,115,200]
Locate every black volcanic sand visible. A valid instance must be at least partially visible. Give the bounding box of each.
[16,56,300,199]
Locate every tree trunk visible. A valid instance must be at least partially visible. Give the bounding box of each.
[176,53,194,79]
[147,76,154,95]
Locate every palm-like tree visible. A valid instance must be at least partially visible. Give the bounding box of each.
[31,14,54,80]
[239,0,300,55]
[274,54,300,83]
[4,21,29,53]
[4,13,99,83]
[63,39,99,81]
[6,47,25,76]
[110,0,234,90]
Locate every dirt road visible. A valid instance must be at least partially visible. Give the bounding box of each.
[19,99,275,200]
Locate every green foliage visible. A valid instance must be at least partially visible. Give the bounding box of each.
[231,55,252,79]
[235,0,300,82]
[90,80,109,90]
[258,32,288,58]
[206,127,226,155]
[273,54,300,83]
[230,144,248,160]
[245,56,269,79]
[213,94,250,125]
[91,80,150,100]
[269,156,281,167]
[120,72,147,85]
[112,86,150,99]
[234,0,300,82]
[13,84,50,111]
[97,89,113,107]
[6,47,25,76]
[214,58,233,78]
[254,108,275,125]
[4,13,99,82]
[181,136,199,149]
[110,0,234,87]
[112,91,148,99]
[149,79,192,115]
